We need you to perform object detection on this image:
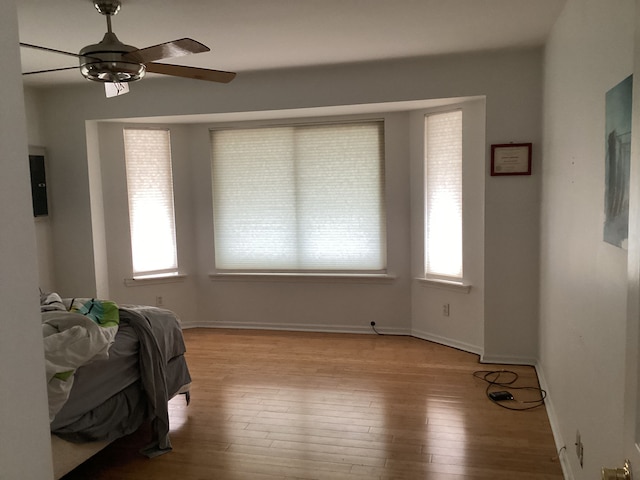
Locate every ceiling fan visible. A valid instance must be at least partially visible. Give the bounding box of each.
[20,0,236,97]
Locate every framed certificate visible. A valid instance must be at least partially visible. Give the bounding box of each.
[490,143,532,176]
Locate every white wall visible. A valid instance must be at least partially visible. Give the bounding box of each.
[410,99,487,354]
[0,1,53,478]
[540,0,636,477]
[24,88,56,292]
[95,122,200,322]
[95,113,412,333]
[34,47,542,361]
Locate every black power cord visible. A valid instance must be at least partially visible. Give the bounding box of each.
[367,331,545,411]
[370,321,387,335]
[473,369,547,411]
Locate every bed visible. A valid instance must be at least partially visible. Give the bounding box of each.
[40,294,191,479]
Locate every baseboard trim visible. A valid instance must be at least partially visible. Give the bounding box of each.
[182,321,410,336]
[479,353,537,366]
[535,362,573,480]
[409,328,483,356]
[183,322,538,367]
[184,322,483,354]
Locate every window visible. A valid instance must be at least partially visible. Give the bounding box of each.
[210,121,386,272]
[123,128,178,277]
[424,110,463,279]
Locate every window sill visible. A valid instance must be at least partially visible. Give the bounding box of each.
[416,278,471,293]
[209,272,396,284]
[124,273,187,287]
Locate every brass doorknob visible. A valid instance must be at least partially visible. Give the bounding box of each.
[602,460,632,480]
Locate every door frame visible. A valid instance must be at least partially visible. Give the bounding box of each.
[623,2,640,473]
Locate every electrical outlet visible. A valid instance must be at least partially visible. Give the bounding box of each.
[575,430,584,468]
[442,303,450,316]
[155,295,163,307]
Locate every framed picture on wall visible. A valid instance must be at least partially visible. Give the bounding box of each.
[490,143,532,176]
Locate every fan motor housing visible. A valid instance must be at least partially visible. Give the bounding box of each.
[79,32,145,82]
[80,60,146,83]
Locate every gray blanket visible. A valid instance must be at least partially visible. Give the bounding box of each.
[120,306,180,457]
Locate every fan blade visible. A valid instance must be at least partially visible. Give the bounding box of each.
[124,38,209,64]
[20,42,103,63]
[145,63,236,83]
[23,66,80,76]
[20,42,80,59]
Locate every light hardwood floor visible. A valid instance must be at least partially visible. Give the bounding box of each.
[62,329,564,479]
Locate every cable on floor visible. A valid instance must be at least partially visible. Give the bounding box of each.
[472,369,547,411]
[370,322,388,335]
[551,445,567,462]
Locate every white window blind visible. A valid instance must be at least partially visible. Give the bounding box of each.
[123,128,178,276]
[425,111,463,278]
[210,121,386,272]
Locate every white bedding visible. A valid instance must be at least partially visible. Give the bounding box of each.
[42,296,119,422]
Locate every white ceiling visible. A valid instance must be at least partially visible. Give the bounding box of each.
[17,0,566,87]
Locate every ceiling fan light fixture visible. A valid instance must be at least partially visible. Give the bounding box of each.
[80,61,146,82]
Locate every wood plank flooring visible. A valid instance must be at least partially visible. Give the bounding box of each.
[62,329,564,479]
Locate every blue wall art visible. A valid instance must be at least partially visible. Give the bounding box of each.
[604,74,633,248]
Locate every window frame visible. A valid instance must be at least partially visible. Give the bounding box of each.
[411,99,485,292]
[209,117,389,276]
[424,108,464,282]
[123,127,180,279]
